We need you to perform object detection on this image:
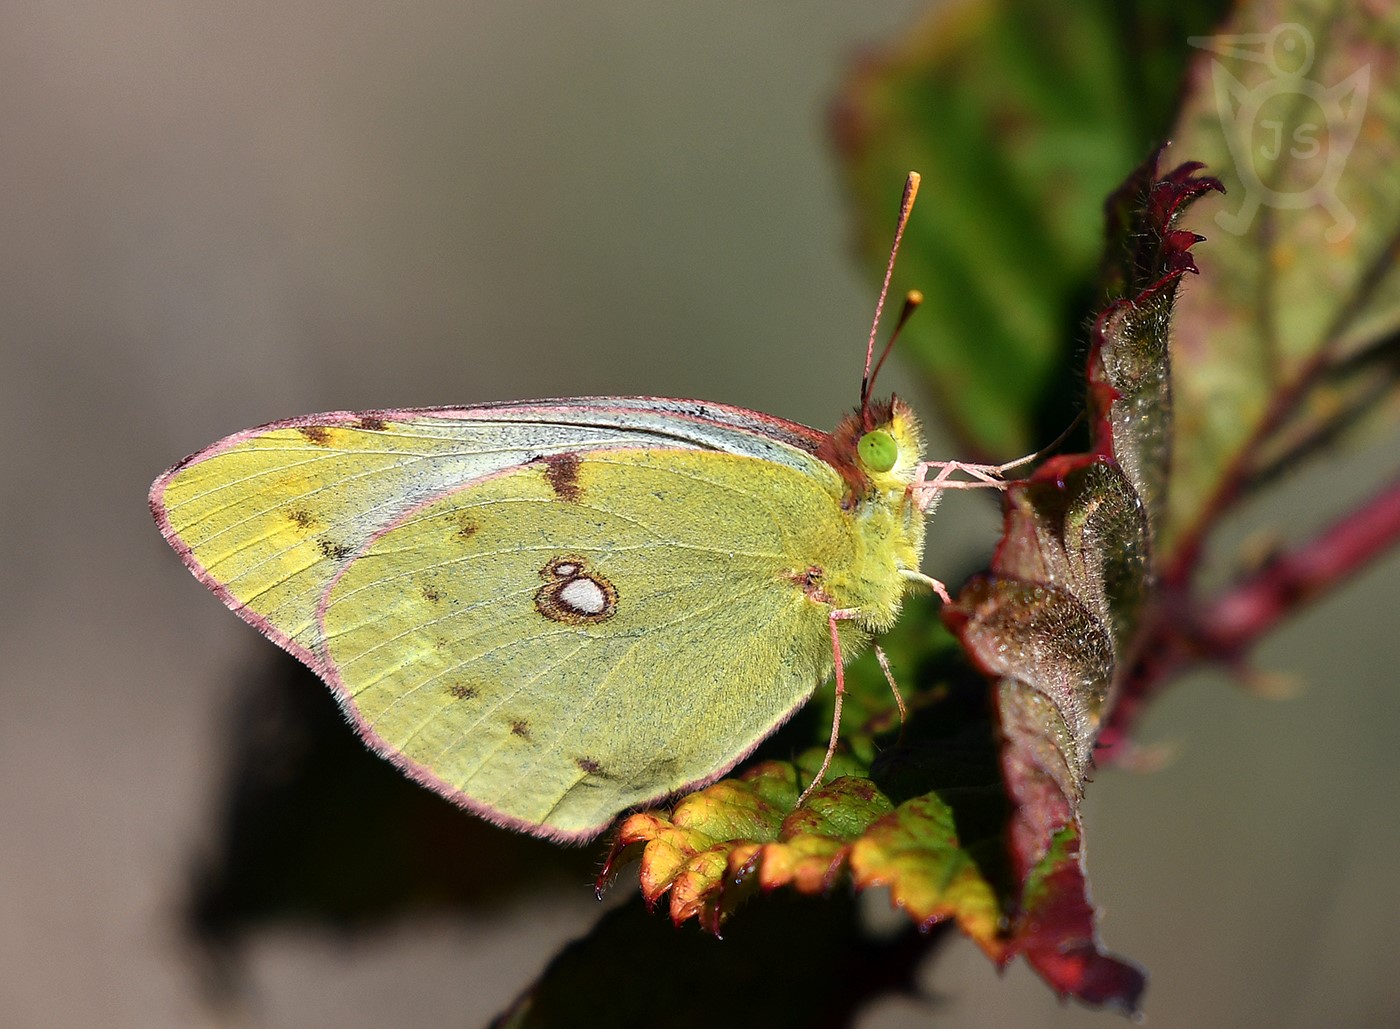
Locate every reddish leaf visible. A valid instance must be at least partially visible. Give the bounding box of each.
[1014,824,1145,1012]
[601,767,1014,955]
[600,771,894,937]
[945,156,1221,1010]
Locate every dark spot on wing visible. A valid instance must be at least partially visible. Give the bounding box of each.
[539,451,582,502]
[453,514,479,543]
[317,539,353,560]
[286,508,315,529]
[576,757,603,775]
[510,719,531,739]
[421,585,441,603]
[448,684,478,700]
[354,416,388,431]
[298,425,332,446]
[534,555,618,625]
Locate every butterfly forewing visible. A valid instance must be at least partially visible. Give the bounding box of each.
[152,403,819,661]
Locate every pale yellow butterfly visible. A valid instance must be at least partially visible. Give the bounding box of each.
[151,173,1012,841]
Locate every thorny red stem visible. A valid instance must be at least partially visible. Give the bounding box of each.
[1200,472,1400,654]
[1160,349,1331,589]
[1102,473,1400,755]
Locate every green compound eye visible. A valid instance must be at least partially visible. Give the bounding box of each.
[857,429,898,473]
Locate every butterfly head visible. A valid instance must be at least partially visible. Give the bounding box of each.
[821,395,925,500]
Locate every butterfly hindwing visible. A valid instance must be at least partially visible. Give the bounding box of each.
[323,447,861,838]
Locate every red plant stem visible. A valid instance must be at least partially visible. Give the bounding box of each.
[1102,473,1400,754]
[1162,345,1334,590]
[1196,472,1400,657]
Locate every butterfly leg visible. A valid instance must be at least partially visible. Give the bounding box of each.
[911,419,1081,512]
[875,643,909,746]
[900,566,951,604]
[909,458,1011,514]
[868,644,912,750]
[801,630,913,808]
[799,606,863,806]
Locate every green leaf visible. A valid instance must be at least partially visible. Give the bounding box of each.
[832,0,1231,457]
[944,158,1216,1010]
[847,790,1006,951]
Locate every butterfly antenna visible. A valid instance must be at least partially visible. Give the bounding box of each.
[861,171,922,423]
[868,289,923,397]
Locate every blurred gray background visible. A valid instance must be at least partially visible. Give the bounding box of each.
[3,3,1397,1026]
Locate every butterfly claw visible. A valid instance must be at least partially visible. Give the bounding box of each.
[909,458,1017,514]
[910,416,1081,512]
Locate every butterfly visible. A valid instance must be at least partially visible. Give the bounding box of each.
[150,173,1015,842]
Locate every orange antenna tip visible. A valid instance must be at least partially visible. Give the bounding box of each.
[861,171,924,414]
[902,171,921,204]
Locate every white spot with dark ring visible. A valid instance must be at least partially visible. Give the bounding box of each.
[558,576,609,616]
